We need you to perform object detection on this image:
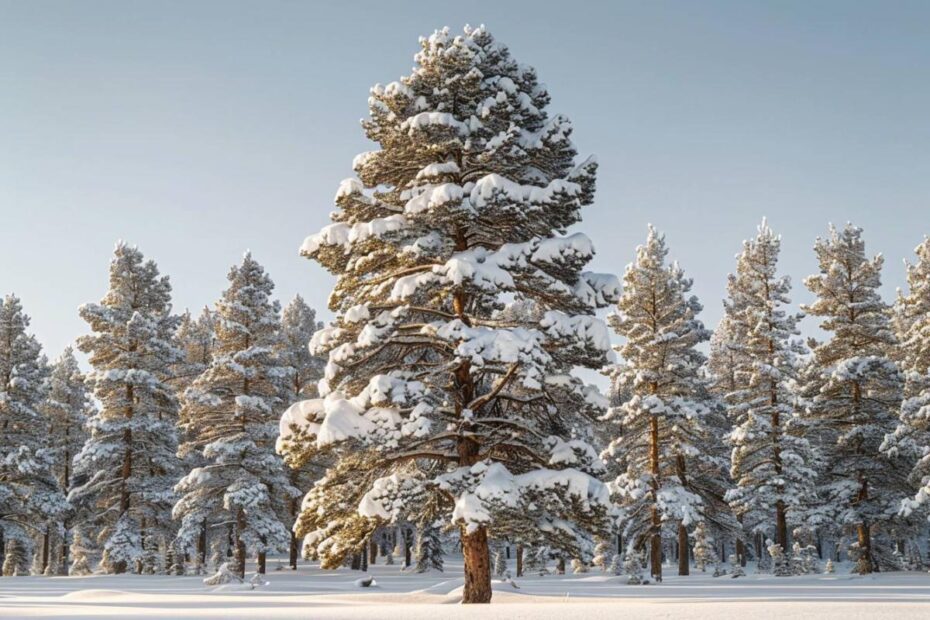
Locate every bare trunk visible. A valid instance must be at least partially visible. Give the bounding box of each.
[235,510,247,579]
[290,532,299,570]
[516,545,524,577]
[775,500,788,550]
[736,538,746,567]
[368,538,377,565]
[678,522,689,576]
[199,520,208,568]
[461,526,492,604]
[649,412,662,582]
[857,522,873,573]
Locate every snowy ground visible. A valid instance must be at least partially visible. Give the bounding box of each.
[2,558,930,619]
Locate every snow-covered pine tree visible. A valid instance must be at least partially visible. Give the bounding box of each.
[602,227,724,581]
[42,347,93,574]
[278,25,618,604]
[0,295,64,576]
[71,244,182,574]
[173,307,215,394]
[172,306,215,571]
[801,224,910,573]
[717,221,818,550]
[277,295,325,569]
[887,237,930,525]
[174,254,294,579]
[692,521,717,572]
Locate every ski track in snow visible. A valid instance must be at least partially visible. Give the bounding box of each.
[1,558,930,619]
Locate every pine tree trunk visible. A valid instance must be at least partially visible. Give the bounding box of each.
[361,547,368,572]
[404,533,412,568]
[556,557,565,575]
[516,545,524,577]
[235,510,247,579]
[350,553,361,570]
[199,520,208,568]
[60,523,70,576]
[258,552,266,574]
[775,500,788,550]
[41,527,50,574]
[290,532,299,570]
[368,538,377,565]
[736,538,746,567]
[857,522,873,574]
[649,404,662,582]
[461,526,492,604]
[678,522,689,576]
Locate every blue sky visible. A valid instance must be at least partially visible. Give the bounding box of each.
[2,0,929,365]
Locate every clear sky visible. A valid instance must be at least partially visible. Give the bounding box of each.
[2,0,929,369]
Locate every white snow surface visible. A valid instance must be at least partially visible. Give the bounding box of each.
[2,557,929,619]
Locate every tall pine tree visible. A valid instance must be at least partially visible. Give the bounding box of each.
[801,224,909,573]
[887,237,930,527]
[42,347,93,574]
[0,295,63,576]
[71,244,182,574]
[601,227,726,581]
[277,295,324,569]
[717,221,818,551]
[174,254,294,579]
[278,26,618,603]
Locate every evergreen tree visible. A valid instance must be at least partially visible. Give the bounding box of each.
[71,244,182,574]
[172,306,216,569]
[0,295,63,575]
[602,227,725,581]
[174,254,294,579]
[278,25,618,604]
[888,237,930,524]
[277,295,325,569]
[801,224,909,573]
[716,221,818,550]
[173,308,215,395]
[42,347,93,574]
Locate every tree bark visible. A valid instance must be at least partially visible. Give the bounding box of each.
[290,532,299,570]
[516,545,524,577]
[736,538,746,567]
[775,500,788,550]
[41,527,50,574]
[368,538,377,565]
[461,526,492,604]
[200,520,208,569]
[235,510,247,579]
[678,522,689,576]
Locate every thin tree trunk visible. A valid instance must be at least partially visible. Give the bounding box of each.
[200,520,208,568]
[516,545,524,577]
[235,510,247,579]
[41,527,50,574]
[290,532,299,570]
[736,538,746,567]
[60,520,70,576]
[368,538,377,565]
[678,522,689,576]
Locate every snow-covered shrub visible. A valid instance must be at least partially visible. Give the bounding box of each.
[571,559,589,574]
[624,549,644,585]
[768,541,790,576]
[693,523,717,572]
[493,550,507,578]
[729,554,745,578]
[608,553,623,576]
[204,562,240,586]
[791,542,820,575]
